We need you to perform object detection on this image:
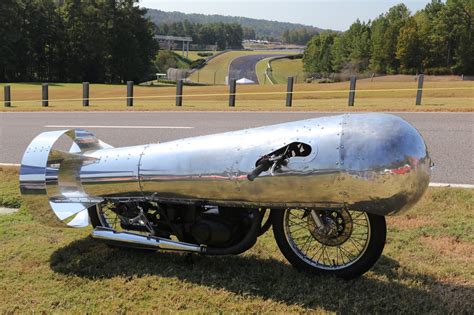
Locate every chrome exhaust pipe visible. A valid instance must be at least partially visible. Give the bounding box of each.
[91,227,203,253]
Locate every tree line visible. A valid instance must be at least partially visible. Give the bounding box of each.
[303,0,473,76]
[155,21,243,50]
[0,0,158,83]
[146,8,322,40]
[281,28,319,45]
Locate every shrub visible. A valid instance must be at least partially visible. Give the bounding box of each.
[317,78,335,84]
[190,59,206,69]
[424,67,453,75]
[197,52,214,57]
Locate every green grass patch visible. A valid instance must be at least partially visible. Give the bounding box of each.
[0,166,21,208]
[188,50,294,84]
[255,57,304,85]
[271,57,304,84]
[0,167,472,312]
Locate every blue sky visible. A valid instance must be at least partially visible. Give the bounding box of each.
[140,0,432,31]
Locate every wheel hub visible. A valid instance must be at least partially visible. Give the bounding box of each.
[308,210,353,246]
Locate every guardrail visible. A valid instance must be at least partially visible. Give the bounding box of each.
[3,74,471,108]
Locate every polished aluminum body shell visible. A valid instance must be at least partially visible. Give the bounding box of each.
[19,113,431,227]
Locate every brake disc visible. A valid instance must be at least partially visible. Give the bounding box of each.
[308,209,353,246]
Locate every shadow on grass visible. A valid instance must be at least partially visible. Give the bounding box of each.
[50,237,472,312]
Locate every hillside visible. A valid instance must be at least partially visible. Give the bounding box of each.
[145,9,324,39]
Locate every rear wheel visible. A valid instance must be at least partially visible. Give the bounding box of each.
[88,203,123,230]
[88,203,156,250]
[272,208,386,279]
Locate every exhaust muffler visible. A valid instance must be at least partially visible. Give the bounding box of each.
[91,227,203,253]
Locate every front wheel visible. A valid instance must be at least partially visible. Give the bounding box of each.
[272,208,386,279]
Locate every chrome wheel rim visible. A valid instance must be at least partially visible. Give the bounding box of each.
[95,203,127,231]
[283,209,371,270]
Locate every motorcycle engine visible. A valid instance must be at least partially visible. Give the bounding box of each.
[112,202,141,218]
[189,207,248,247]
[191,217,233,246]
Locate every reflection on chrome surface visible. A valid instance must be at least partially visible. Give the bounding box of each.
[20,113,431,227]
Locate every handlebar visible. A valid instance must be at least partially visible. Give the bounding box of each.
[247,162,270,181]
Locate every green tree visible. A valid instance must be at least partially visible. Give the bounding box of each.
[440,0,473,73]
[369,16,388,73]
[107,0,159,82]
[0,0,68,82]
[303,0,472,76]
[32,0,68,81]
[332,19,371,73]
[156,21,243,49]
[243,27,256,40]
[396,17,421,73]
[153,50,177,73]
[370,4,410,73]
[331,35,346,73]
[281,27,318,45]
[303,32,337,76]
[416,0,446,71]
[0,0,26,81]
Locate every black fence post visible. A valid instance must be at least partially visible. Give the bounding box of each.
[229,79,236,107]
[286,76,294,107]
[83,82,89,107]
[416,74,424,105]
[176,79,183,106]
[4,85,11,107]
[42,83,48,107]
[348,75,356,106]
[126,81,133,107]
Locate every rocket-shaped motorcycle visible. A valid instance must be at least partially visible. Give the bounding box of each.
[20,113,431,278]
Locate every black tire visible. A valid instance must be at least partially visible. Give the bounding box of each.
[87,204,127,230]
[272,208,386,279]
[88,205,102,228]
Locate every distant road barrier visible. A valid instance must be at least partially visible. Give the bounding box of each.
[2,77,471,108]
[42,83,48,107]
[83,82,90,107]
[4,85,11,107]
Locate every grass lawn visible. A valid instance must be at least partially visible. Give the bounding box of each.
[1,79,472,112]
[256,57,304,85]
[173,50,215,61]
[271,58,305,84]
[188,50,293,84]
[0,166,472,313]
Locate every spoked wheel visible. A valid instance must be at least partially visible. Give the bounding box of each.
[272,208,386,279]
[88,203,156,250]
[88,203,126,231]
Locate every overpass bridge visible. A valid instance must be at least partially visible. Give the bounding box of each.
[154,35,192,57]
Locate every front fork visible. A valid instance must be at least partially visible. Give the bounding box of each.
[310,210,332,236]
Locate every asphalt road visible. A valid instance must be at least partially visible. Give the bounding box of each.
[228,54,287,83]
[0,112,472,185]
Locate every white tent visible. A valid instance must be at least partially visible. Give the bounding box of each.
[236,77,255,84]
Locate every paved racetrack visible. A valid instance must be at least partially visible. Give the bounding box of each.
[0,111,472,185]
[228,54,287,83]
